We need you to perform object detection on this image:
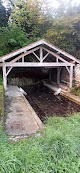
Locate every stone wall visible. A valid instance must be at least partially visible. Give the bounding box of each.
[8,77,39,86]
[60,67,69,84]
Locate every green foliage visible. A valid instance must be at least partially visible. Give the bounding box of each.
[0,25,40,56]
[0,115,80,172]
[45,14,80,56]
[0,0,80,57]
[0,75,3,85]
[9,0,52,38]
[71,85,80,97]
[8,38,17,47]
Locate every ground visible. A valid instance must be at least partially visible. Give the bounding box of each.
[0,115,80,173]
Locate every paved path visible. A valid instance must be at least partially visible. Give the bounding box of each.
[5,86,43,136]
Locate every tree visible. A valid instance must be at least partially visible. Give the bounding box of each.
[9,0,53,38]
[45,14,80,56]
[0,24,36,56]
[0,1,8,27]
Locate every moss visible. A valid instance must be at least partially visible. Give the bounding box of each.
[71,85,80,96]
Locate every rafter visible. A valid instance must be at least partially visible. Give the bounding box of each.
[6,67,13,76]
[33,52,40,61]
[43,53,49,61]
[42,47,71,64]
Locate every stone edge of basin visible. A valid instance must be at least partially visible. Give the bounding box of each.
[22,93,44,130]
[61,91,80,105]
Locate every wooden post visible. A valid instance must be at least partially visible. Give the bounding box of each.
[3,62,7,91]
[70,65,73,88]
[40,47,43,62]
[22,56,24,62]
[57,67,60,85]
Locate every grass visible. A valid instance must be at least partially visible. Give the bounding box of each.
[0,75,3,85]
[71,85,80,97]
[0,114,80,173]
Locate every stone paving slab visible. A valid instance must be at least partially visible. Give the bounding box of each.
[5,85,44,136]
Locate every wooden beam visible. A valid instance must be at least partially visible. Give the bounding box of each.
[56,57,58,62]
[22,56,24,62]
[43,53,49,61]
[40,47,43,62]
[70,65,73,88]
[3,62,7,91]
[5,62,74,67]
[33,52,40,61]
[9,46,40,64]
[6,67,13,76]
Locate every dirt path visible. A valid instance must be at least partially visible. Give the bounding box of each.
[5,86,43,136]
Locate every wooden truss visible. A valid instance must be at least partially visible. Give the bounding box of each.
[1,45,74,91]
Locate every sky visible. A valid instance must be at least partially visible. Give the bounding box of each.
[2,0,80,9]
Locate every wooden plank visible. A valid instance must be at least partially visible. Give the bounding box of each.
[5,62,74,67]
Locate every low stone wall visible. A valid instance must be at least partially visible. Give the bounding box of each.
[8,77,39,86]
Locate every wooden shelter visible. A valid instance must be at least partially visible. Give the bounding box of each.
[0,39,80,90]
